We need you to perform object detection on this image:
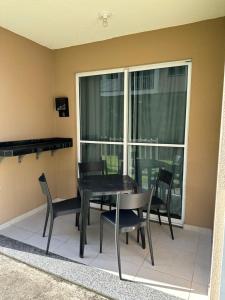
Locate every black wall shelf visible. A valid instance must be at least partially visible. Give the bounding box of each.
[0,138,73,163]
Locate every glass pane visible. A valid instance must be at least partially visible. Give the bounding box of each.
[129,66,187,144]
[128,145,184,219]
[80,73,124,142]
[81,143,123,174]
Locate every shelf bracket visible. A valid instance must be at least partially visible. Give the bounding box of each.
[36,151,41,160]
[51,150,56,156]
[18,155,24,163]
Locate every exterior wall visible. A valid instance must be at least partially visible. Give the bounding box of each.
[54,17,225,228]
[210,66,225,300]
[0,27,56,223]
[0,18,224,228]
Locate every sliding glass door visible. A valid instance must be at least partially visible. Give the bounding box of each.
[76,61,191,223]
[128,66,188,219]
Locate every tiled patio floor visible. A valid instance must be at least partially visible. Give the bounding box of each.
[0,207,211,300]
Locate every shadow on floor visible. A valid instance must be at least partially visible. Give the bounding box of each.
[0,234,83,265]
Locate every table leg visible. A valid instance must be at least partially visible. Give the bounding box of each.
[138,208,146,249]
[79,190,89,258]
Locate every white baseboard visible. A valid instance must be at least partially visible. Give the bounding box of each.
[0,198,62,230]
[0,204,45,230]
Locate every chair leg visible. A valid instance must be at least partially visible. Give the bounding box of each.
[100,217,103,253]
[42,206,49,237]
[137,229,140,243]
[85,232,87,244]
[46,216,54,254]
[88,207,90,225]
[137,209,140,243]
[157,209,162,225]
[101,203,103,210]
[116,231,122,280]
[146,222,154,266]
[167,211,174,240]
[75,213,80,228]
[126,232,129,245]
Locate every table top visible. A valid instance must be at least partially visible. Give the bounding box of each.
[78,174,136,196]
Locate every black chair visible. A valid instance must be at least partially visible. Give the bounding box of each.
[100,190,154,280]
[39,173,81,254]
[151,168,174,240]
[78,160,113,211]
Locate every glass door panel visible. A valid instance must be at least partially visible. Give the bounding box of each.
[80,73,124,142]
[128,65,188,220]
[129,66,188,144]
[81,143,123,174]
[79,71,124,176]
[128,145,184,219]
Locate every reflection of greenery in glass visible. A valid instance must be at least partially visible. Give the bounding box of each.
[128,145,183,219]
[81,144,123,175]
[141,174,149,190]
[102,155,119,174]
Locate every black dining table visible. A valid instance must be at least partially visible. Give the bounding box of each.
[77,174,146,258]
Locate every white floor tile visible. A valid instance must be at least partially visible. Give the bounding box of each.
[196,235,212,269]
[144,245,196,281]
[0,225,34,242]
[0,208,213,299]
[189,282,209,300]
[91,252,140,280]
[15,212,46,234]
[51,218,80,243]
[135,266,191,300]
[156,226,199,254]
[25,233,64,252]
[53,237,98,265]
[192,263,211,286]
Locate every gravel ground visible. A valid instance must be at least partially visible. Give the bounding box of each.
[0,253,109,300]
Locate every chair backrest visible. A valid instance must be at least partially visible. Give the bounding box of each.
[115,189,154,228]
[38,173,53,209]
[157,168,173,185]
[78,160,106,178]
[155,168,173,202]
[117,190,152,210]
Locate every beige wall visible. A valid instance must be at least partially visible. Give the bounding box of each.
[0,27,56,223]
[54,17,225,228]
[0,18,224,228]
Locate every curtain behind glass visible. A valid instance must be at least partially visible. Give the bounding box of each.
[129,66,187,144]
[80,73,124,142]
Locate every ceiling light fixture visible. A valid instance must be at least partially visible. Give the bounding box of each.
[98,11,112,27]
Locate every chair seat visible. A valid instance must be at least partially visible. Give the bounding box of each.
[151,195,167,211]
[101,209,145,229]
[53,197,81,217]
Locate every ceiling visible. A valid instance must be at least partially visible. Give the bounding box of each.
[0,0,224,49]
